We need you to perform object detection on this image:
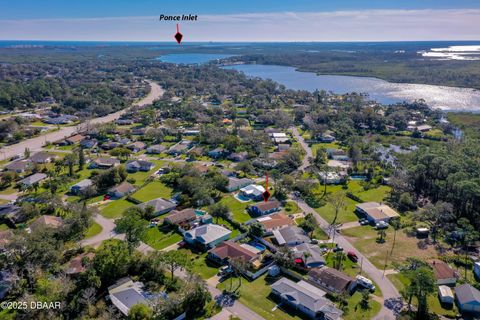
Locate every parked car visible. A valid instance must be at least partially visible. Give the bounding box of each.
[356,275,376,292]
[347,251,358,262]
[375,221,389,229]
[333,245,344,252]
[218,265,233,277]
[359,218,369,226]
[310,239,319,244]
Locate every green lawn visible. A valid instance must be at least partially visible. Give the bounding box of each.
[342,226,439,270]
[130,181,172,202]
[100,199,135,219]
[387,273,458,318]
[343,291,382,320]
[142,226,182,250]
[127,160,164,186]
[284,201,301,215]
[219,195,251,223]
[181,250,219,279]
[0,223,10,231]
[85,222,102,238]
[315,181,391,224]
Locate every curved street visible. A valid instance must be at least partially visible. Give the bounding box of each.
[290,126,401,320]
[0,80,164,160]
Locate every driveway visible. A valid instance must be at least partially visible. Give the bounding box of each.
[290,126,401,319]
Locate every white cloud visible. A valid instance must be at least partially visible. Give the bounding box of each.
[1,9,479,41]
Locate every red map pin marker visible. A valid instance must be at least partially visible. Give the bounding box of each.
[174,24,183,44]
[262,172,271,202]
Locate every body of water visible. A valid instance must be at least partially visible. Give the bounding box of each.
[157,53,236,64]
[223,64,480,111]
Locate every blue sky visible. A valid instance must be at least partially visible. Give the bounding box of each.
[1,1,480,41]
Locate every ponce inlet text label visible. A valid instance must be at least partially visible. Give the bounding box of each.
[159,14,198,21]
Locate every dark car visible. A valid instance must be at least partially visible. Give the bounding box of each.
[333,245,344,252]
[347,251,358,262]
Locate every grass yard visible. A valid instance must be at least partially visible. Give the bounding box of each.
[219,195,251,223]
[342,226,439,270]
[85,222,102,238]
[127,160,164,186]
[130,181,172,202]
[284,201,301,215]
[100,199,135,219]
[0,223,10,231]
[311,142,341,155]
[217,274,301,320]
[180,249,219,279]
[314,181,391,224]
[142,226,182,250]
[342,291,382,320]
[387,273,458,318]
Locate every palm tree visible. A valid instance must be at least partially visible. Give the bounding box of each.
[229,257,247,293]
[390,218,401,256]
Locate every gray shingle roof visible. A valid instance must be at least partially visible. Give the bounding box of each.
[456,283,480,304]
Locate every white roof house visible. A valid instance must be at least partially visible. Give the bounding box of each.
[108,278,148,316]
[438,285,454,304]
[184,224,231,249]
[240,184,265,199]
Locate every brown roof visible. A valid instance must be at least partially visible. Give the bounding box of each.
[110,181,135,194]
[66,134,84,143]
[208,241,257,262]
[252,200,281,212]
[258,213,293,231]
[308,267,354,292]
[66,253,95,274]
[430,260,456,280]
[165,208,196,224]
[30,215,64,232]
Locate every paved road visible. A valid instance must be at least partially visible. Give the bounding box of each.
[84,215,263,320]
[0,81,164,160]
[290,126,311,171]
[291,127,401,320]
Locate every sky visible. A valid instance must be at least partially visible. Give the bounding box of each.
[1,0,480,41]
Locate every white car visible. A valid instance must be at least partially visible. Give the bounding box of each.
[356,275,376,291]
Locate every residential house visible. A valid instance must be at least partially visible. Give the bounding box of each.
[291,243,326,269]
[30,152,57,164]
[101,141,121,150]
[455,284,480,314]
[65,134,85,145]
[116,118,134,125]
[5,160,32,173]
[226,177,253,192]
[146,144,166,154]
[18,173,47,187]
[256,213,294,234]
[29,215,64,233]
[227,151,248,162]
[125,160,155,172]
[65,253,95,275]
[318,172,343,185]
[270,277,343,320]
[164,208,197,226]
[355,202,400,224]
[167,140,192,155]
[108,182,136,199]
[326,149,350,161]
[137,197,176,216]
[318,134,336,143]
[277,144,291,152]
[239,184,266,201]
[69,179,93,195]
[272,226,310,246]
[43,114,78,124]
[131,127,147,135]
[128,141,146,153]
[80,139,98,149]
[248,200,282,216]
[184,224,231,250]
[269,132,289,144]
[307,267,355,295]
[430,260,457,286]
[417,124,433,132]
[208,147,228,159]
[0,204,26,227]
[108,278,149,316]
[89,157,120,169]
[207,241,259,266]
[438,285,454,305]
[474,262,480,279]
[183,129,200,136]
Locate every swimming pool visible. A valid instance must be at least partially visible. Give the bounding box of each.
[248,242,266,252]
